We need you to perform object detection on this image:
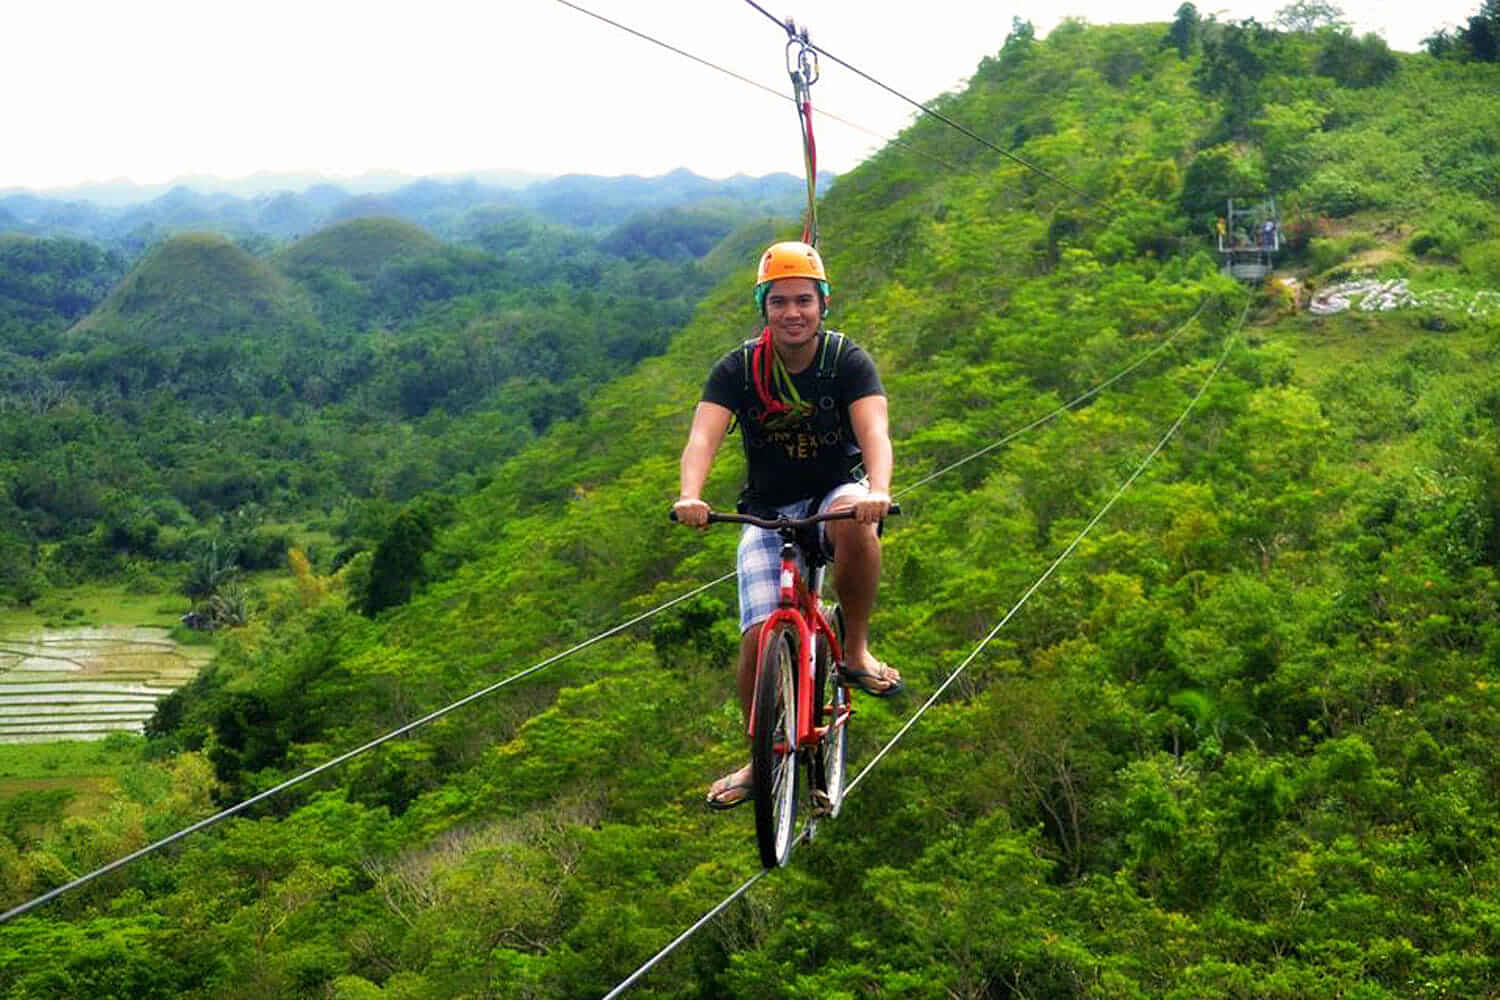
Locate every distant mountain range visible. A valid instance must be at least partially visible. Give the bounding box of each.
[0,168,550,206]
[0,168,835,249]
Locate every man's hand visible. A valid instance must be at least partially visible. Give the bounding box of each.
[673,497,711,528]
[851,489,891,524]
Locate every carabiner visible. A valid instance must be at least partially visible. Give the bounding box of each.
[783,19,819,92]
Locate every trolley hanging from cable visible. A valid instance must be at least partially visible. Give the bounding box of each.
[783,18,820,248]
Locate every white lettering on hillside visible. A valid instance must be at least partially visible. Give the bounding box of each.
[1308,278,1500,318]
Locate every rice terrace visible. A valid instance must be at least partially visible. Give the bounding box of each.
[0,627,211,743]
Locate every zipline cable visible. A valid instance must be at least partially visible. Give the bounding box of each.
[741,0,1097,205]
[550,0,964,174]
[0,294,1208,924]
[598,299,1251,998]
[5,0,1229,932]
[894,296,1209,500]
[0,571,732,926]
[599,869,771,1000]
[848,298,1250,796]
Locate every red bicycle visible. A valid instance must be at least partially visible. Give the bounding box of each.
[675,504,898,868]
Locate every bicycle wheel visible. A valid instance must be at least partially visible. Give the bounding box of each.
[752,622,800,868]
[812,604,849,818]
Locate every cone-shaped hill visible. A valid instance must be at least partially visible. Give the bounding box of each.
[274,216,440,282]
[69,231,315,349]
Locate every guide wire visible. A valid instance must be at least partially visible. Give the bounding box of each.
[0,571,734,926]
[550,0,963,174]
[894,296,1209,500]
[0,293,1210,924]
[741,0,1097,205]
[597,300,1250,998]
[599,869,770,1000]
[6,3,1222,926]
[848,298,1250,796]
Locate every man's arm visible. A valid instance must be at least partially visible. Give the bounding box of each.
[674,401,734,527]
[849,394,892,524]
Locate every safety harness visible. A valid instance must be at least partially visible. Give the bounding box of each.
[743,328,849,432]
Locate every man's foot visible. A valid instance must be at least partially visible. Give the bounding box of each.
[706,764,754,811]
[841,658,904,697]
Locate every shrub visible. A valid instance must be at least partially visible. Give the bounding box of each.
[1316,32,1400,88]
[1302,169,1384,218]
[1306,234,1377,274]
[1460,239,1500,283]
[1409,228,1454,258]
[1180,145,1268,223]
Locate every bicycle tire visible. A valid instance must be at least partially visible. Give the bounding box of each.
[752,622,800,868]
[812,604,849,818]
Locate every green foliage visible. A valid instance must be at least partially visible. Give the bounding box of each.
[361,495,455,616]
[1194,18,1276,136]
[1460,237,1500,283]
[6,16,1500,1000]
[1316,31,1400,88]
[598,203,745,261]
[1164,3,1201,58]
[1254,100,1327,191]
[1305,231,1378,273]
[0,235,127,331]
[1274,0,1349,32]
[1433,0,1500,61]
[1302,167,1384,217]
[1180,145,1267,225]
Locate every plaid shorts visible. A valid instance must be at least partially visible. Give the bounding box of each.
[736,482,868,632]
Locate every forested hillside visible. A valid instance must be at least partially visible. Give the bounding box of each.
[4,8,1500,999]
[0,197,752,615]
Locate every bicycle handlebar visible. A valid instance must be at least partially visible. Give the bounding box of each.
[669,503,900,529]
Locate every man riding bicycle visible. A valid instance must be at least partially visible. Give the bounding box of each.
[673,240,904,810]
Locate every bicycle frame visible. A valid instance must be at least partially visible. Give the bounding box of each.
[670,501,896,863]
[751,543,847,753]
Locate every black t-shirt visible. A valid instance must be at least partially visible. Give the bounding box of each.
[702,331,885,508]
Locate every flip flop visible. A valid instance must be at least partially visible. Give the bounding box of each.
[706,772,754,811]
[841,661,905,697]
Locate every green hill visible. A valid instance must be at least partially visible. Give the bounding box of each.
[4,15,1500,1000]
[70,231,315,348]
[274,216,441,281]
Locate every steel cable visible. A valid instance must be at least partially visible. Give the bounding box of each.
[551,0,964,173]
[0,572,733,925]
[3,1,1218,927]
[740,0,1096,203]
[598,300,1250,998]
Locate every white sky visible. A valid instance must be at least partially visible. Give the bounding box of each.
[3,0,1480,192]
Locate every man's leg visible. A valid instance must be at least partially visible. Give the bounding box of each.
[825,499,902,692]
[736,624,759,724]
[706,625,759,807]
[709,522,779,807]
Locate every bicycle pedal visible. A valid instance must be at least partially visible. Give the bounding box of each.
[810,789,833,817]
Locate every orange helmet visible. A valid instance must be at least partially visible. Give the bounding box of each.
[754,241,830,316]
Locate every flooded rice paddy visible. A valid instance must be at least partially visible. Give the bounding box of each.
[0,627,214,743]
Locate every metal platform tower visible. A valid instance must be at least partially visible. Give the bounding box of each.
[1218,197,1280,282]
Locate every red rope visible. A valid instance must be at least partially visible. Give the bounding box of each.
[751,326,789,418]
[800,97,817,244]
